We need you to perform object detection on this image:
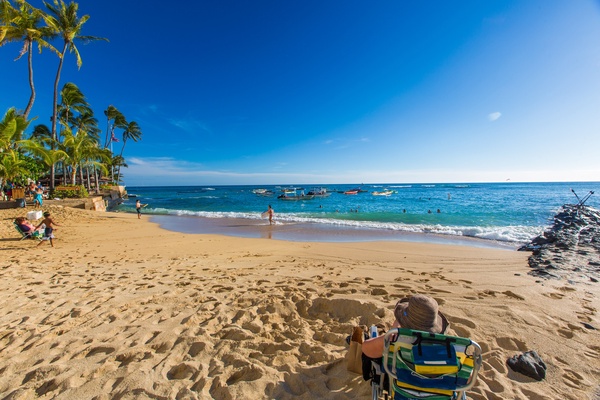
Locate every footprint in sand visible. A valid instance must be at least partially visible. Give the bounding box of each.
[448,316,477,329]
[557,328,574,339]
[562,368,586,389]
[167,362,198,380]
[502,291,525,300]
[495,337,528,351]
[543,291,564,299]
[478,374,505,394]
[225,365,264,385]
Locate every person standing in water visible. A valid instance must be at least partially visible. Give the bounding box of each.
[264,204,274,225]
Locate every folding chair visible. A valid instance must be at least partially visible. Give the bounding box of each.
[370,328,482,400]
[14,223,43,241]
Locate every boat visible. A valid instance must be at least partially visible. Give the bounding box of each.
[281,187,304,194]
[343,186,368,194]
[277,188,315,200]
[306,187,331,198]
[372,189,394,196]
[278,193,315,201]
[253,188,274,196]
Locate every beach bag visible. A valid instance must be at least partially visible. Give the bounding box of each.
[346,325,364,374]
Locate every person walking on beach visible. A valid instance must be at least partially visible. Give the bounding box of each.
[36,211,60,247]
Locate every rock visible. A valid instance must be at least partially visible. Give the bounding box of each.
[520,204,600,283]
[507,350,547,381]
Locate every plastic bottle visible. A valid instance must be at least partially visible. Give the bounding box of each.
[370,325,378,338]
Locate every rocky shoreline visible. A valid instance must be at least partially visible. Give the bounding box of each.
[519,204,600,284]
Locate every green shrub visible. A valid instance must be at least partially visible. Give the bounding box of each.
[52,185,89,199]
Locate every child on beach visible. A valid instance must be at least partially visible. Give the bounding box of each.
[36,211,60,247]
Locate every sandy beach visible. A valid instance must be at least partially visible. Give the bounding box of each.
[1,205,598,400]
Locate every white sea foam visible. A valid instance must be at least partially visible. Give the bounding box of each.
[152,209,543,244]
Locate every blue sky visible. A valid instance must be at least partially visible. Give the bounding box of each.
[2,0,600,186]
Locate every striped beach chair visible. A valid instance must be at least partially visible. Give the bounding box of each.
[373,328,482,400]
[14,222,43,241]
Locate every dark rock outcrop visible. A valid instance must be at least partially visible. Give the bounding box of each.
[519,204,600,283]
[507,351,547,381]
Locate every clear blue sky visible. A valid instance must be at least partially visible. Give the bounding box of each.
[2,0,600,186]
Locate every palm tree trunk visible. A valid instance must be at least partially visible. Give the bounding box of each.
[23,40,35,119]
[85,166,91,192]
[62,163,68,185]
[94,168,100,194]
[71,164,78,186]
[50,42,68,191]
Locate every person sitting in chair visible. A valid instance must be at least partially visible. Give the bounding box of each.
[362,294,449,358]
[15,217,42,234]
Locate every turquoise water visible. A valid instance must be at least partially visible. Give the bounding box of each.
[119,182,599,244]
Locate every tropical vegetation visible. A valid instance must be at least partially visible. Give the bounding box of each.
[0,0,141,198]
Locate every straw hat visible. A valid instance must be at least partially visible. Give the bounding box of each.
[394,294,449,333]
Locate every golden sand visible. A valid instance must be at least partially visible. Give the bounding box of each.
[1,205,598,399]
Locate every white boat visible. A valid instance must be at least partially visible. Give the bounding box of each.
[372,189,394,196]
[278,189,314,200]
[253,188,274,196]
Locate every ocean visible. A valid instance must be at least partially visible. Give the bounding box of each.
[118,182,599,247]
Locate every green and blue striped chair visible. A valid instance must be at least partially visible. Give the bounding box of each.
[377,328,482,400]
[14,222,43,241]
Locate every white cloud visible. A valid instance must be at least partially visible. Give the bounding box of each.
[488,112,502,122]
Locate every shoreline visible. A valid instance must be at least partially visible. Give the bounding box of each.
[1,206,598,399]
[149,213,519,250]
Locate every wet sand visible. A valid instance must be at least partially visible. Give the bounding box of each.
[151,214,516,250]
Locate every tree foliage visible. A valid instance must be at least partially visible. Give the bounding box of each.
[0,1,142,195]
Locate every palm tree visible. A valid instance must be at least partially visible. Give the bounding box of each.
[0,0,57,118]
[42,0,107,189]
[0,108,32,187]
[0,149,29,184]
[115,120,141,183]
[72,110,99,141]
[58,82,91,132]
[108,154,126,184]
[81,142,109,191]
[103,104,119,148]
[20,138,67,176]
[59,125,100,185]
[71,108,102,190]
[0,107,30,152]
[29,123,52,144]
